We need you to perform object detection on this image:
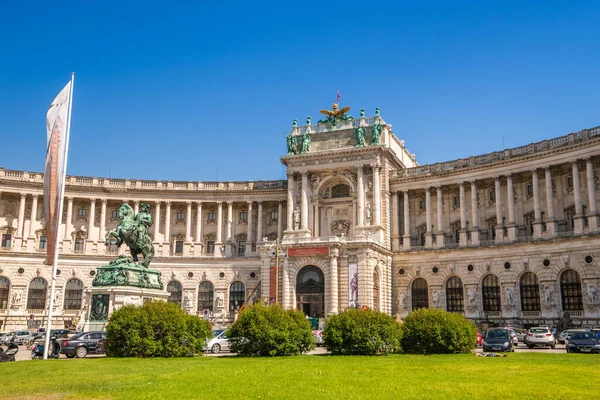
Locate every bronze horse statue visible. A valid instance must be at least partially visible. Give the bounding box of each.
[105,203,155,268]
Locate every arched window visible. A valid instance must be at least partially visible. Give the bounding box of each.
[482,274,500,312]
[561,269,583,311]
[520,272,540,311]
[167,281,183,306]
[198,281,214,312]
[411,278,428,310]
[331,184,350,198]
[296,266,325,317]
[373,269,380,312]
[229,281,245,312]
[27,278,47,310]
[0,277,9,309]
[64,279,83,310]
[446,276,464,312]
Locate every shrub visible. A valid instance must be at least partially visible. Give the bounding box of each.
[106,300,212,357]
[401,308,477,354]
[323,308,403,355]
[227,302,315,356]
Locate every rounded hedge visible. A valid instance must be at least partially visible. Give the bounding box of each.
[400,308,477,354]
[106,300,212,357]
[323,308,403,355]
[227,302,315,356]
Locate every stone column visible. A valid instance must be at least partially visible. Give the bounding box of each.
[164,201,171,245]
[494,177,504,243]
[246,201,253,255]
[134,201,139,215]
[226,201,233,245]
[300,172,309,232]
[185,202,192,241]
[458,182,467,246]
[391,191,399,251]
[257,201,263,242]
[503,175,515,241]
[195,202,203,245]
[282,258,290,308]
[372,164,381,225]
[586,158,598,230]
[64,197,73,240]
[277,201,283,239]
[532,170,543,238]
[425,188,433,247]
[402,190,411,249]
[153,201,161,241]
[357,166,365,227]
[16,193,26,238]
[29,194,39,238]
[286,172,294,232]
[470,181,480,245]
[572,161,584,233]
[100,199,107,243]
[436,186,445,247]
[88,199,96,241]
[329,248,339,314]
[544,168,557,237]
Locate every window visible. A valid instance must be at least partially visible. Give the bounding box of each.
[198,281,214,312]
[419,200,426,210]
[206,240,215,254]
[270,210,278,221]
[520,272,540,311]
[446,276,464,312]
[238,241,246,255]
[560,269,583,311]
[489,190,496,202]
[77,208,87,217]
[229,281,246,311]
[527,184,533,198]
[1,234,11,248]
[64,279,83,310]
[27,278,47,309]
[207,211,216,222]
[567,175,574,190]
[453,195,460,207]
[38,236,47,250]
[239,211,248,223]
[482,274,500,312]
[74,238,85,253]
[107,238,118,253]
[411,278,428,310]
[111,209,119,219]
[176,211,185,222]
[167,281,182,306]
[331,184,350,198]
[0,277,9,309]
[175,240,184,254]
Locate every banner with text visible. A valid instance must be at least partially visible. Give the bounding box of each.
[287,246,330,257]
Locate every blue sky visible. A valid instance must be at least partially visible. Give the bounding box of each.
[1,1,600,182]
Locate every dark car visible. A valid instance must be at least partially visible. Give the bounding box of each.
[61,331,106,358]
[483,328,513,352]
[566,331,600,353]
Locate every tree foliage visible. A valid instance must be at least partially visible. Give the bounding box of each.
[227,302,315,356]
[323,308,403,355]
[106,300,212,357]
[400,308,477,354]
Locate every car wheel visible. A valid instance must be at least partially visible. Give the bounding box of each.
[76,346,88,358]
[66,354,75,359]
[551,344,555,349]
[211,343,221,354]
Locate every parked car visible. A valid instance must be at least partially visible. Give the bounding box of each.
[11,331,34,345]
[313,330,324,346]
[61,331,106,358]
[483,328,513,352]
[506,328,519,346]
[591,328,600,339]
[204,330,230,354]
[0,333,11,344]
[558,329,587,344]
[566,331,600,353]
[525,327,555,349]
[514,328,527,342]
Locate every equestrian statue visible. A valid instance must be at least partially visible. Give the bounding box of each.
[105,203,155,268]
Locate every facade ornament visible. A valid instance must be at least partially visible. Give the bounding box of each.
[11,290,22,306]
[300,130,311,154]
[318,103,353,126]
[397,291,408,311]
[184,291,192,308]
[36,267,41,277]
[543,285,555,308]
[416,265,421,276]
[355,126,366,147]
[293,207,300,230]
[432,290,441,308]
[466,288,478,312]
[371,122,382,145]
[365,202,372,225]
[331,219,350,236]
[504,287,514,307]
[586,284,598,305]
[360,108,365,118]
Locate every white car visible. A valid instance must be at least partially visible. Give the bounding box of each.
[506,328,519,346]
[204,330,230,354]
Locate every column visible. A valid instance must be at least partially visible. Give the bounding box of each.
[572,161,584,233]
[531,170,543,238]
[277,201,283,239]
[391,191,399,250]
[100,199,107,242]
[301,171,309,232]
[436,186,445,247]
[402,190,411,249]
[185,202,192,241]
[425,188,433,247]
[16,194,27,238]
[164,201,171,244]
[506,175,517,241]
[545,168,557,237]
[459,182,467,247]
[215,202,223,256]
[29,194,39,237]
[246,202,254,255]
[226,201,233,241]
[257,201,263,242]
[586,158,599,230]
[153,201,161,241]
[134,201,139,215]
[470,181,480,245]
[88,199,96,241]
[494,177,504,243]
[372,165,381,225]
[357,166,365,227]
[329,249,339,314]
[282,258,290,308]
[286,172,294,232]
[64,197,73,240]
[195,202,203,244]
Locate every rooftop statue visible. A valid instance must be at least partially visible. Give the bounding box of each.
[318,103,354,126]
[105,203,155,268]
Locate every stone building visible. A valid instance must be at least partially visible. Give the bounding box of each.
[0,106,599,331]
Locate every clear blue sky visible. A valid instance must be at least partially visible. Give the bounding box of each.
[1,1,599,182]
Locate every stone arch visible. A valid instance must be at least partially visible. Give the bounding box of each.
[411,277,428,310]
[26,277,48,310]
[296,265,325,317]
[481,274,500,312]
[518,271,541,312]
[315,174,356,199]
[167,280,183,306]
[198,280,215,312]
[0,276,10,309]
[445,275,464,312]
[559,268,583,311]
[63,278,84,310]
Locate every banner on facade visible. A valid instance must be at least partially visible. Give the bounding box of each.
[270,265,277,303]
[287,246,329,257]
[349,263,358,308]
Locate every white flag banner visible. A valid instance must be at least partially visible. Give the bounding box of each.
[43,81,72,265]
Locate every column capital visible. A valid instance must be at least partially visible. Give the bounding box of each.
[403,189,409,194]
[286,171,295,178]
[371,163,381,170]
[20,193,27,199]
[155,200,162,206]
[196,201,203,206]
[186,201,192,206]
[227,200,233,205]
[494,176,501,182]
[247,201,253,207]
[216,201,223,206]
[67,197,74,203]
[356,165,364,172]
[32,194,39,199]
[459,181,465,188]
[101,198,108,205]
[256,200,263,205]
[571,159,582,166]
[133,200,139,205]
[90,198,97,204]
[469,179,477,185]
[164,201,171,207]
[301,170,309,177]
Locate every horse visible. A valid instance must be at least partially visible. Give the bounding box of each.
[105,203,155,268]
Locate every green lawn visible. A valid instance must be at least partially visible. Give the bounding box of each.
[3,354,599,400]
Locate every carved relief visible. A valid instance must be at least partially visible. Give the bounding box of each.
[331,219,350,236]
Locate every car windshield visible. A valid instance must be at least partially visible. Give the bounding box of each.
[530,328,547,333]
[213,330,224,337]
[487,330,508,339]
[571,332,597,340]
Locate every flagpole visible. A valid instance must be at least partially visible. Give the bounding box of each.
[43,72,75,360]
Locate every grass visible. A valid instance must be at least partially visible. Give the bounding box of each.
[2,353,600,400]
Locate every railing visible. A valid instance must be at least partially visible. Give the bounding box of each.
[569,310,583,317]
[396,125,600,178]
[516,236,534,243]
[557,231,575,238]
[522,311,540,317]
[293,115,382,135]
[486,311,501,317]
[479,240,495,246]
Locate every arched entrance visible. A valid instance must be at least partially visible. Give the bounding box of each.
[296,266,325,318]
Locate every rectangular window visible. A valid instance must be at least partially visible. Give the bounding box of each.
[207,212,216,222]
[108,239,118,253]
[527,184,533,197]
[453,195,460,207]
[111,209,119,219]
[270,210,278,221]
[206,240,215,254]
[176,211,185,222]
[419,200,426,210]
[489,190,495,202]
[239,211,248,222]
[567,176,573,190]
[1,234,11,248]
[175,240,184,254]
[77,208,87,217]
[38,236,47,250]
[74,238,85,253]
[238,241,246,255]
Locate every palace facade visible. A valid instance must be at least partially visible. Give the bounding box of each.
[1,107,599,331]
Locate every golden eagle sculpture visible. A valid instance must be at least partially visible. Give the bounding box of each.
[318,103,354,126]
